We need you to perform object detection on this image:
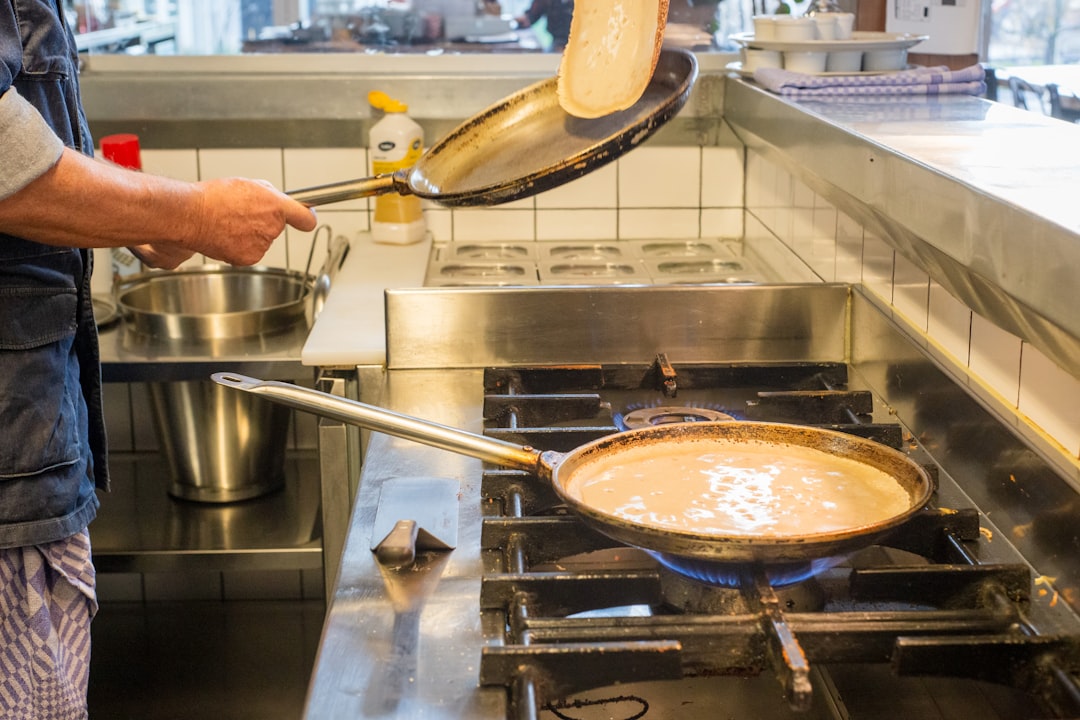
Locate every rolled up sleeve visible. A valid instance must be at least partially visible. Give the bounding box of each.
[0,87,64,200]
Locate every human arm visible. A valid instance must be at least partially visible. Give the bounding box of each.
[0,90,316,268]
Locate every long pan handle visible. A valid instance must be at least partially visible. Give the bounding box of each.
[286,171,409,206]
[212,373,543,472]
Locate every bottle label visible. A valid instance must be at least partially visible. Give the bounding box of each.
[372,138,423,175]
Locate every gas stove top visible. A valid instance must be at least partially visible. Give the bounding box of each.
[304,284,1080,720]
[477,360,1075,719]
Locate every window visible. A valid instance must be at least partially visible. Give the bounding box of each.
[987,0,1080,65]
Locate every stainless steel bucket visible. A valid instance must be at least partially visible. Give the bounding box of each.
[118,265,309,502]
[148,380,292,502]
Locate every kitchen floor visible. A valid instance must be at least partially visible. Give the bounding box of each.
[88,598,324,720]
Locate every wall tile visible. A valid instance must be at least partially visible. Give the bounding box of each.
[1018,343,1080,457]
[969,313,1022,407]
[700,209,743,238]
[483,195,536,211]
[744,151,772,209]
[835,210,863,284]
[536,208,618,240]
[425,208,453,242]
[141,149,199,182]
[452,208,535,241]
[773,165,795,209]
[861,230,894,304]
[793,178,815,210]
[701,144,744,209]
[535,164,617,209]
[805,204,838,281]
[927,282,972,365]
[618,209,699,239]
[283,147,368,211]
[892,252,930,332]
[790,206,816,271]
[619,147,700,208]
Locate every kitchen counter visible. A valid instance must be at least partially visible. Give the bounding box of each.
[724,77,1080,380]
[301,232,433,368]
[98,230,432,378]
[98,316,312,383]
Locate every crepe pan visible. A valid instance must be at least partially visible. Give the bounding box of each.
[285,48,697,208]
[213,373,934,581]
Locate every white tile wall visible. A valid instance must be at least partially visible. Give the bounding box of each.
[178,135,751,251]
[746,151,1080,464]
[891,252,930,333]
[618,146,701,208]
[536,163,618,208]
[1019,343,1080,457]
[969,312,1023,406]
[927,280,972,366]
[834,210,863,284]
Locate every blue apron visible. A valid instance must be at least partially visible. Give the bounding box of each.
[0,0,106,548]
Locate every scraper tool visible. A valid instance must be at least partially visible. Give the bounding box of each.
[370,477,459,568]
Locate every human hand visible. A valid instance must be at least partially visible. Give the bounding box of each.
[184,177,318,266]
[130,242,195,270]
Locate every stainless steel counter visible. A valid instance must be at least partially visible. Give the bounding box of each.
[724,78,1080,380]
[96,318,319,574]
[304,284,1080,719]
[98,319,312,383]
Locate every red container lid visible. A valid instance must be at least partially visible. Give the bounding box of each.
[99,133,142,170]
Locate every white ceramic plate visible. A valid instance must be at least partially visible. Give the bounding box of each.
[725,61,919,78]
[728,30,928,53]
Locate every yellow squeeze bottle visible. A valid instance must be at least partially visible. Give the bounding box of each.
[368,90,427,245]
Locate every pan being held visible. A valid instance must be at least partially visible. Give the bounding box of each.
[285,48,696,209]
[212,374,935,586]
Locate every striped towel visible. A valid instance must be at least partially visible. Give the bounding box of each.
[753,64,988,98]
[0,530,97,720]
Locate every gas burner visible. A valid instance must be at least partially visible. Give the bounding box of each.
[659,565,827,614]
[617,405,736,431]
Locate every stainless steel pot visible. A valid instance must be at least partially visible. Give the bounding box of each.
[150,380,291,502]
[118,266,314,502]
[116,264,310,341]
[212,374,935,574]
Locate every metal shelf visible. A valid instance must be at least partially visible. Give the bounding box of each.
[93,451,323,573]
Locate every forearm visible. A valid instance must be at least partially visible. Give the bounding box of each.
[0,146,317,267]
[0,146,204,250]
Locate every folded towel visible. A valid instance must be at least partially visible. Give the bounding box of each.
[753,64,987,98]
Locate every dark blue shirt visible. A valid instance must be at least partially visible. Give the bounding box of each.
[0,0,106,548]
[523,0,574,48]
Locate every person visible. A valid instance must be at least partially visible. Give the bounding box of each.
[0,4,317,718]
[515,0,574,50]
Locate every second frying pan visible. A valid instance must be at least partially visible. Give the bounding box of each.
[287,48,698,208]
